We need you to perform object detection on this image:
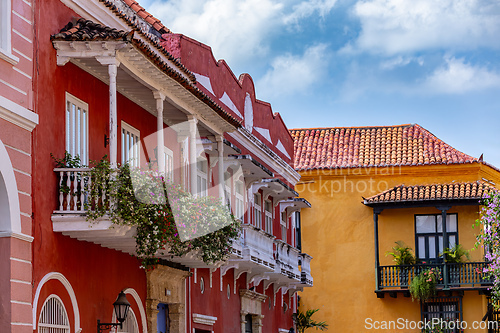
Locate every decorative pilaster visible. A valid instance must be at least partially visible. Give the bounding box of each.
[188,116,198,195]
[153,91,166,173]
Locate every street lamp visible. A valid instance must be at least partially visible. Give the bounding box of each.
[97,291,131,332]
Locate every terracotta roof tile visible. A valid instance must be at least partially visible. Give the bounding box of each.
[364,181,497,204]
[51,19,133,41]
[290,124,477,170]
[121,0,169,34]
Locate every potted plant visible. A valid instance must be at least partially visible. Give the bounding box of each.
[386,241,416,286]
[409,267,441,302]
[441,244,470,285]
[292,309,328,333]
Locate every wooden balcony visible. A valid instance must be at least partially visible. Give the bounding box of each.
[377,262,492,297]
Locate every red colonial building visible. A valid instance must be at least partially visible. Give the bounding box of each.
[29,0,313,332]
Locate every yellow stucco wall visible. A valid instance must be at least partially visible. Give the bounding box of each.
[297,163,500,332]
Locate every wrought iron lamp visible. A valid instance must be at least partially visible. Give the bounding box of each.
[97,291,131,333]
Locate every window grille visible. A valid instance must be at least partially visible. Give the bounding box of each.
[253,193,262,229]
[121,121,140,167]
[421,297,462,333]
[66,93,89,165]
[264,200,273,234]
[116,308,139,333]
[38,295,70,333]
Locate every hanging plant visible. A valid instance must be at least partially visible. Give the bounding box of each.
[409,268,441,302]
[84,157,240,269]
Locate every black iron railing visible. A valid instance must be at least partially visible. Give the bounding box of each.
[378,262,492,289]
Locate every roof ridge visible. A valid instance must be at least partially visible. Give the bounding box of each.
[290,123,414,132]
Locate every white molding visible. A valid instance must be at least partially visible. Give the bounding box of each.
[192,313,217,326]
[38,295,70,331]
[0,231,33,242]
[0,95,38,131]
[123,288,148,333]
[0,49,19,65]
[0,139,22,234]
[33,272,81,333]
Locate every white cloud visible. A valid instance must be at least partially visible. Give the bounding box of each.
[347,0,500,55]
[421,57,500,94]
[257,44,329,97]
[144,0,338,67]
[284,0,338,25]
[379,56,423,70]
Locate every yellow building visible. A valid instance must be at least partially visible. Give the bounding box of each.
[290,124,500,333]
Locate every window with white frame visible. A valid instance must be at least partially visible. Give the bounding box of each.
[196,155,208,197]
[115,308,139,333]
[264,200,273,234]
[66,93,89,165]
[121,121,140,167]
[163,146,174,181]
[224,171,232,209]
[0,0,18,64]
[281,211,287,243]
[235,179,245,222]
[38,295,70,333]
[253,193,262,229]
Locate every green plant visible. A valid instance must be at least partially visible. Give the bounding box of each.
[409,268,441,301]
[84,157,241,269]
[51,151,83,168]
[386,241,416,265]
[440,244,470,263]
[292,309,328,333]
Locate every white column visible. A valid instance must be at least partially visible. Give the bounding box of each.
[153,91,166,173]
[97,57,120,168]
[188,116,198,195]
[216,135,225,202]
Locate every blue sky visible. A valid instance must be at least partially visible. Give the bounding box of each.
[142,0,500,168]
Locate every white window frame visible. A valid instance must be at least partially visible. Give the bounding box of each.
[66,93,89,165]
[0,0,19,65]
[224,171,232,209]
[253,193,262,229]
[163,146,174,181]
[38,294,70,333]
[235,179,245,223]
[196,155,208,197]
[121,121,140,168]
[264,200,273,234]
[281,211,287,243]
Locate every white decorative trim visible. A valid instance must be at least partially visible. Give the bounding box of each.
[194,73,215,96]
[0,231,33,242]
[0,95,38,131]
[276,140,291,160]
[0,139,22,234]
[33,272,81,333]
[219,92,243,118]
[123,288,148,333]
[0,49,19,65]
[192,313,217,326]
[244,93,253,132]
[228,129,299,185]
[254,127,272,143]
[278,329,289,333]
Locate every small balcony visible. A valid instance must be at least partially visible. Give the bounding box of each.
[377,262,492,297]
[299,253,313,286]
[52,168,228,268]
[238,224,275,271]
[269,239,301,283]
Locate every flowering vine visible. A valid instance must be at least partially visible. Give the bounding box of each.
[475,191,500,306]
[84,157,240,269]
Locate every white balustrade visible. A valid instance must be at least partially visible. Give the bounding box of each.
[241,224,275,269]
[54,168,92,213]
[274,239,301,281]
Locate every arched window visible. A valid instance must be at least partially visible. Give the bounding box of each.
[38,295,70,333]
[114,308,139,333]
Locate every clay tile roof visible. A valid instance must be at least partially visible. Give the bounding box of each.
[51,18,133,41]
[364,181,497,204]
[290,124,477,170]
[122,0,169,34]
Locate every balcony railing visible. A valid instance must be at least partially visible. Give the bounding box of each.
[54,167,92,213]
[273,240,301,281]
[299,253,313,286]
[378,262,492,290]
[240,224,275,270]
